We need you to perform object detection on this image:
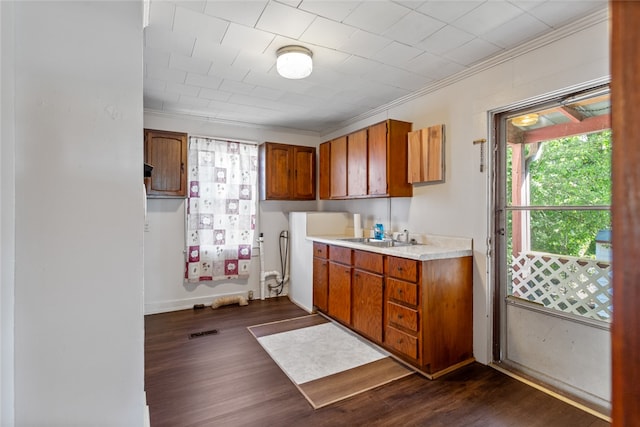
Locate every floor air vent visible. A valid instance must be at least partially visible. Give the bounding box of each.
[189,329,218,339]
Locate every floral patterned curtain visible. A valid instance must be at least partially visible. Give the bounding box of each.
[185,137,257,282]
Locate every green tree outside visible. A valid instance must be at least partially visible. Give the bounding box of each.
[518,130,612,257]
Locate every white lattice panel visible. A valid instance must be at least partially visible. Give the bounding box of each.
[510,251,612,322]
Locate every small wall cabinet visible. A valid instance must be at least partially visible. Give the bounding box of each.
[319,119,413,199]
[258,142,316,200]
[144,129,188,198]
[408,124,445,184]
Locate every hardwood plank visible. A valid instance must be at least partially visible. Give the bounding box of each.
[299,358,413,409]
[145,297,609,427]
[248,314,328,338]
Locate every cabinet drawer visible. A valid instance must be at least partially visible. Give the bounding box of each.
[387,257,418,282]
[386,277,417,306]
[353,250,383,274]
[313,242,328,258]
[385,326,419,360]
[387,301,419,332]
[329,245,352,264]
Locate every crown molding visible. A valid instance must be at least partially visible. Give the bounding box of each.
[143,109,322,137]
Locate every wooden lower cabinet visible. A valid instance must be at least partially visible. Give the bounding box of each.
[312,244,474,378]
[352,250,384,343]
[327,245,352,325]
[328,262,351,324]
[385,255,474,377]
[313,257,329,312]
[312,243,329,312]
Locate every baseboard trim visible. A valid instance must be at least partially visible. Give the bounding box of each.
[145,292,255,315]
[489,363,611,422]
[287,295,314,314]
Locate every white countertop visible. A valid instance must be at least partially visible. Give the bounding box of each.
[307,234,473,261]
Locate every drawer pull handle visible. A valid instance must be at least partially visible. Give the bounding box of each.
[397,267,404,271]
[398,314,403,319]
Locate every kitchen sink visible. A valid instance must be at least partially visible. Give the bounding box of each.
[337,237,416,247]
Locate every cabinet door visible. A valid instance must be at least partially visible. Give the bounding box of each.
[328,261,351,325]
[292,146,316,200]
[313,257,328,312]
[330,136,347,198]
[347,129,368,197]
[407,125,444,184]
[264,143,292,199]
[352,269,383,342]
[144,129,187,198]
[319,142,331,199]
[367,122,388,196]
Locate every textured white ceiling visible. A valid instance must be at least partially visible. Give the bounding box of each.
[143,0,608,133]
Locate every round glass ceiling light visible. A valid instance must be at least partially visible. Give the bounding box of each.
[276,45,313,79]
[511,113,539,127]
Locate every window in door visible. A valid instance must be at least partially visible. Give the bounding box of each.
[497,87,612,323]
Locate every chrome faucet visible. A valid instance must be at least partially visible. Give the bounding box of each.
[402,229,410,242]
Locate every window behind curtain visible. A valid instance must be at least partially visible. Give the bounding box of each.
[185,137,258,282]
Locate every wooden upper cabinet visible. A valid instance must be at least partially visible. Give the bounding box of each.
[259,142,316,200]
[408,124,444,184]
[319,142,331,199]
[144,129,188,198]
[347,129,368,197]
[292,145,316,199]
[385,119,413,197]
[319,119,413,199]
[367,122,388,196]
[330,136,348,198]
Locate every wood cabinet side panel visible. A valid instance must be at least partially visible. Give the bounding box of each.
[423,256,473,373]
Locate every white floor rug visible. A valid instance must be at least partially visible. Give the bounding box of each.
[248,315,414,409]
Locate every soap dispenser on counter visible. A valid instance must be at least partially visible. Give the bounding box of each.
[374,223,384,240]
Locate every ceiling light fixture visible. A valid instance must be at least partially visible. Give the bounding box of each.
[276,45,313,79]
[512,113,539,127]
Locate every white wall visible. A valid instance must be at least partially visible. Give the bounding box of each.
[12,2,144,425]
[0,2,16,424]
[143,112,321,313]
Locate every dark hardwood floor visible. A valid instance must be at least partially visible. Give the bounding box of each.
[145,297,609,427]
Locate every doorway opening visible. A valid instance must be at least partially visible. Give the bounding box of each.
[491,83,612,416]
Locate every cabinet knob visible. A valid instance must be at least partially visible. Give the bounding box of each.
[397,267,404,271]
[398,314,404,319]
